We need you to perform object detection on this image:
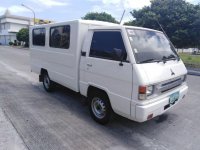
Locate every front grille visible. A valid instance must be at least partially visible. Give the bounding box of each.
[159,78,183,93]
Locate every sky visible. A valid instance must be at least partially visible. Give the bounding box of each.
[0,0,199,23]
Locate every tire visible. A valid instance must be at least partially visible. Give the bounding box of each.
[42,72,54,92]
[89,91,112,125]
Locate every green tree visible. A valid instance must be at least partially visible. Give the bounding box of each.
[82,12,118,23]
[190,4,200,49]
[126,0,200,49]
[16,28,29,47]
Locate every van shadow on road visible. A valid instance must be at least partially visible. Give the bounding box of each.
[36,83,179,150]
[0,68,194,150]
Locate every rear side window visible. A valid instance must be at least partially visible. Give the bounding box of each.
[32,28,45,46]
[50,25,70,49]
[90,31,127,61]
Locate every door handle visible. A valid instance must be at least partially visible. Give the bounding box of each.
[87,64,92,67]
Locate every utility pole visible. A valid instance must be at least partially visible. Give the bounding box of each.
[21,4,35,25]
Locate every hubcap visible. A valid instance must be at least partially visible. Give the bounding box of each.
[91,97,106,119]
[44,75,50,89]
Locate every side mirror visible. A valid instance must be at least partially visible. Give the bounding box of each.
[113,48,123,60]
[113,48,125,66]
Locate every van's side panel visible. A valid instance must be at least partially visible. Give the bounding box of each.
[30,21,89,92]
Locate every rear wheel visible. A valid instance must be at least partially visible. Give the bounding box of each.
[43,72,54,92]
[89,91,112,125]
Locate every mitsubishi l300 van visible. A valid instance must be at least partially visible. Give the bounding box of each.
[30,20,188,124]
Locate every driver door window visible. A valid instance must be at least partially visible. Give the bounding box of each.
[89,31,127,61]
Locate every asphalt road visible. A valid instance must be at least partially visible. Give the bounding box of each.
[0,46,199,150]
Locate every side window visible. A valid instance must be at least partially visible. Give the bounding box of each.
[50,25,70,49]
[32,28,45,46]
[89,31,127,61]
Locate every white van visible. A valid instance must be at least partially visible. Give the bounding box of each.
[30,20,188,124]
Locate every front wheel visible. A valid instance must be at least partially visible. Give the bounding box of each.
[43,73,54,92]
[89,92,112,125]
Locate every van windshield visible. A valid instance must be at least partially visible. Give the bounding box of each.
[126,28,179,64]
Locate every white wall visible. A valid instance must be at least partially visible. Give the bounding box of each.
[0,35,5,45]
[9,23,28,32]
[1,18,30,25]
[177,48,197,53]
[0,35,16,45]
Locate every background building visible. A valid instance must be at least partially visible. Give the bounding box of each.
[0,9,33,45]
[0,9,53,45]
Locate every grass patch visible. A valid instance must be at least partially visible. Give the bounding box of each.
[178,53,200,68]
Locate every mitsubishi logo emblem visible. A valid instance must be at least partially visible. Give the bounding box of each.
[170,69,175,76]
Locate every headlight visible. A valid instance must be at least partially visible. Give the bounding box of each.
[138,85,154,100]
[147,85,154,96]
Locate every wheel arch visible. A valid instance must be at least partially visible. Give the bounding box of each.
[39,68,48,82]
[87,85,113,110]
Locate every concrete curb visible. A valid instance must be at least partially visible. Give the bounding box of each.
[187,70,200,76]
[0,46,29,50]
[0,109,28,150]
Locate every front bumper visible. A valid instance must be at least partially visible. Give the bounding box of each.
[133,84,188,122]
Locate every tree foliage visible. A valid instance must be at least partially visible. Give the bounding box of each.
[82,12,118,23]
[16,28,29,45]
[126,0,200,49]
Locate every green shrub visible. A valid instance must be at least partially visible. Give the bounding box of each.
[17,28,29,45]
[9,41,13,45]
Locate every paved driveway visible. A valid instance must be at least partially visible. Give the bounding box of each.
[0,46,199,150]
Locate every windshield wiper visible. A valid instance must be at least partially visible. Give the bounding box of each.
[139,58,162,64]
[167,54,178,60]
[162,54,179,63]
[169,54,180,61]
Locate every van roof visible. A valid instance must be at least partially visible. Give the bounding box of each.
[89,25,162,33]
[31,19,162,33]
[30,19,117,28]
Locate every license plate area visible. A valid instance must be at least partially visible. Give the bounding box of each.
[169,92,179,104]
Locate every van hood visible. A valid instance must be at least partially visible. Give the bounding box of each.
[139,60,187,85]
